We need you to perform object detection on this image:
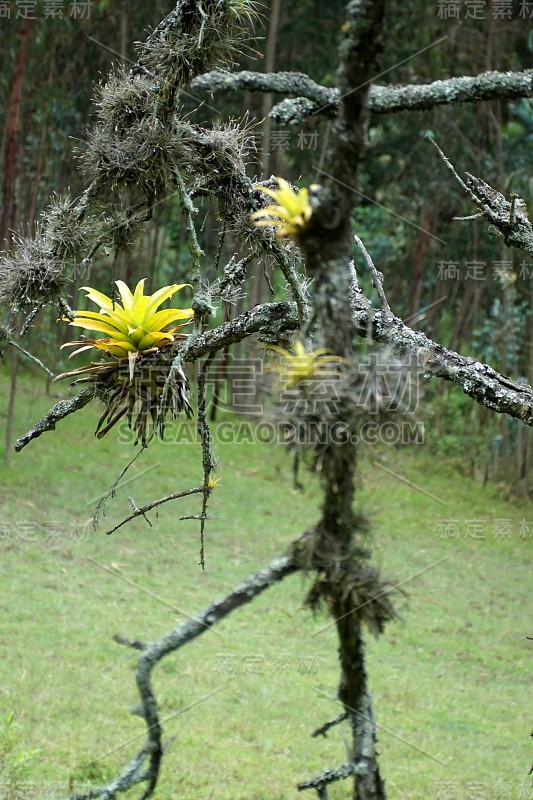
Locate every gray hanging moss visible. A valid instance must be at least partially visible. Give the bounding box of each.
[0,195,92,313]
[135,0,260,87]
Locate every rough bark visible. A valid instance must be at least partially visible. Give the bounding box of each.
[428,137,533,257]
[191,67,533,124]
[296,2,388,797]
[350,292,533,425]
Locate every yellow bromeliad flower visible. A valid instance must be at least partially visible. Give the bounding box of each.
[62,279,193,368]
[251,177,314,239]
[267,339,346,389]
[56,279,194,445]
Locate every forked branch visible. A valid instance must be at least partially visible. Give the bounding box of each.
[68,552,299,800]
[428,135,533,256]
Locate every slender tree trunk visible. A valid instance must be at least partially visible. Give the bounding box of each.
[0,17,33,250]
[120,0,129,65]
[406,207,433,320]
[249,0,283,312]
[260,0,282,177]
[4,349,18,465]
[2,20,32,467]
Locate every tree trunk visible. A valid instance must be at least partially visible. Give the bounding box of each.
[0,17,33,250]
[249,0,283,312]
[406,207,433,320]
[260,0,282,177]
[4,348,18,466]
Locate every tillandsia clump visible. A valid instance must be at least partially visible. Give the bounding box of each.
[136,0,261,87]
[55,279,194,445]
[304,542,401,639]
[264,338,348,466]
[267,342,423,476]
[0,195,90,316]
[251,178,316,239]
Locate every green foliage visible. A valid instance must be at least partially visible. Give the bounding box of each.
[351,203,409,298]
[424,384,482,461]
[472,296,531,376]
[0,712,40,796]
[71,760,113,784]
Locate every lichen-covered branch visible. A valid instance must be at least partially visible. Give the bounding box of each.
[181,300,299,358]
[192,67,533,124]
[191,68,337,108]
[428,136,533,256]
[299,693,381,796]
[369,68,533,114]
[14,301,299,453]
[68,552,299,800]
[6,337,55,379]
[349,286,533,424]
[13,386,95,452]
[173,166,204,299]
[297,761,357,794]
[196,352,217,569]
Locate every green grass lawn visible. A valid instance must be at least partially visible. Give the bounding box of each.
[0,367,531,800]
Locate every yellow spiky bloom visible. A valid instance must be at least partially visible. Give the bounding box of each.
[251,177,314,239]
[267,339,346,389]
[56,280,195,445]
[60,279,193,377]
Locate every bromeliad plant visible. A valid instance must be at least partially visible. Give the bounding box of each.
[265,339,349,473]
[267,339,346,390]
[61,278,193,370]
[251,177,315,239]
[56,279,194,445]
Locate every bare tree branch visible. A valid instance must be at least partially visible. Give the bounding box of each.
[91,435,154,528]
[353,234,391,318]
[192,68,533,124]
[196,352,217,569]
[69,552,299,800]
[428,136,533,256]
[13,386,95,452]
[299,695,382,795]
[6,337,55,379]
[13,301,298,453]
[311,712,348,738]
[105,486,204,536]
